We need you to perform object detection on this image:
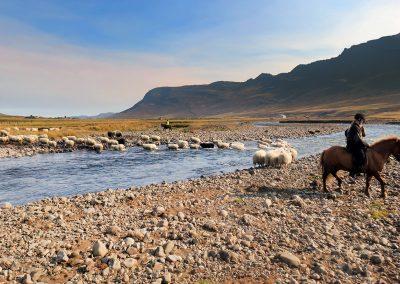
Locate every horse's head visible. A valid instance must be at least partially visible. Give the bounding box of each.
[394,138,400,162]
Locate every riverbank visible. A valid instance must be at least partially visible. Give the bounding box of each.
[0,123,346,159]
[0,155,398,283]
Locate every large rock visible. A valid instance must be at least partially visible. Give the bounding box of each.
[92,241,108,257]
[277,251,301,267]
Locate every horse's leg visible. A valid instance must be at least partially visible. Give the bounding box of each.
[374,173,386,199]
[322,170,329,192]
[332,171,342,189]
[365,174,372,198]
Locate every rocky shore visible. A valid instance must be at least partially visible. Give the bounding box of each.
[0,123,345,159]
[0,155,398,283]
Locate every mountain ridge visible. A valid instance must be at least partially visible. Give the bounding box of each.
[118,34,400,118]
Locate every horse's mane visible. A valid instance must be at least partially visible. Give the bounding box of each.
[371,136,399,147]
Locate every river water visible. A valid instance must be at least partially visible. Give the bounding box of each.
[0,124,399,205]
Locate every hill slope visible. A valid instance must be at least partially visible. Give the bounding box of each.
[119,34,400,118]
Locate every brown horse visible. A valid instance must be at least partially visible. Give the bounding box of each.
[320,136,400,198]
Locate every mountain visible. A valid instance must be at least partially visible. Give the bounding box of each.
[118,34,400,118]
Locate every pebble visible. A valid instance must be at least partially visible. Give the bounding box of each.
[92,241,108,257]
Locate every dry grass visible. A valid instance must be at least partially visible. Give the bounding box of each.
[0,116,266,138]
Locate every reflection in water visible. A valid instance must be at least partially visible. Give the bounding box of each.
[0,124,399,205]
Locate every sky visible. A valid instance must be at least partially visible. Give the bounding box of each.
[0,0,399,116]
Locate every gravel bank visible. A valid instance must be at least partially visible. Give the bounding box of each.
[0,155,398,283]
[0,123,346,159]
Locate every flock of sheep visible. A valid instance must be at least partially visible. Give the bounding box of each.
[253,138,297,167]
[136,135,246,152]
[1,127,298,168]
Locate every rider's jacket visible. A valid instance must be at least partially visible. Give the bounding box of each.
[345,121,368,149]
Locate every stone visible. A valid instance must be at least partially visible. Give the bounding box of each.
[220,210,229,217]
[22,274,33,284]
[155,246,165,257]
[370,254,383,265]
[163,241,175,255]
[108,257,121,270]
[166,255,182,263]
[92,241,108,257]
[55,250,69,262]
[162,272,172,284]
[264,198,272,208]
[292,195,306,207]
[277,251,301,267]
[153,206,165,215]
[105,225,121,235]
[123,258,138,268]
[177,211,185,220]
[124,237,135,246]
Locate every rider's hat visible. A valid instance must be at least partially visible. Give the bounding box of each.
[354,113,366,122]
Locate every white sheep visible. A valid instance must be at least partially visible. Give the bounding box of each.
[143,143,157,151]
[62,137,69,142]
[0,130,8,137]
[168,143,179,150]
[48,141,57,147]
[277,149,292,165]
[111,144,126,151]
[94,143,104,152]
[67,136,77,141]
[217,142,230,149]
[190,143,200,149]
[38,134,48,139]
[265,149,280,167]
[253,150,267,167]
[65,140,75,147]
[178,140,189,149]
[9,135,23,144]
[23,135,37,144]
[108,139,119,145]
[258,143,269,149]
[140,135,150,141]
[42,129,49,133]
[86,138,96,146]
[99,137,110,143]
[289,148,298,161]
[39,138,49,145]
[260,138,272,144]
[230,142,245,151]
[31,128,38,132]
[190,137,201,144]
[76,138,85,144]
[150,135,161,141]
[0,136,9,144]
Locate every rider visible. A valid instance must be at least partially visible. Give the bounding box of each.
[345,113,369,177]
[166,119,170,126]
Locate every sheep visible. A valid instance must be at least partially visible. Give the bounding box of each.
[168,143,179,150]
[277,149,292,165]
[65,140,75,147]
[99,137,110,144]
[9,135,23,144]
[258,143,269,149]
[23,135,37,144]
[67,136,77,141]
[217,142,230,149]
[94,143,104,153]
[86,138,96,146]
[111,144,126,151]
[62,137,69,142]
[108,139,119,145]
[260,138,272,144]
[289,148,298,161]
[49,128,59,131]
[115,131,122,138]
[0,130,8,137]
[190,137,201,144]
[230,142,245,151]
[136,140,143,146]
[41,129,49,133]
[31,128,38,132]
[39,138,49,145]
[0,136,9,144]
[143,143,157,151]
[76,138,85,145]
[38,134,48,139]
[13,127,19,131]
[48,141,57,147]
[140,135,150,141]
[189,143,200,149]
[150,135,161,142]
[253,150,267,167]
[265,149,280,167]
[178,140,189,149]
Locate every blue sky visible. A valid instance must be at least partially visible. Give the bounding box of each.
[0,0,399,116]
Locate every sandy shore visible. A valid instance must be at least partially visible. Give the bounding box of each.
[0,123,346,159]
[0,154,398,283]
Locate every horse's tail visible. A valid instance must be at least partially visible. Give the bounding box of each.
[320,150,326,170]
